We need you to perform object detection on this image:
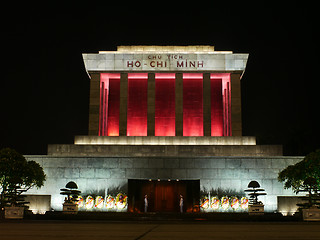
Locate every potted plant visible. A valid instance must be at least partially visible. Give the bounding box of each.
[244,180,266,215]
[60,181,81,214]
[0,148,46,219]
[278,149,320,221]
[296,177,320,220]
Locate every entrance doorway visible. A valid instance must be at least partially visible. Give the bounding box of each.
[128,179,200,213]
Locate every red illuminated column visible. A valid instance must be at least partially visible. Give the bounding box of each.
[155,73,175,136]
[227,82,231,136]
[222,74,231,136]
[210,73,231,136]
[147,73,155,136]
[183,73,203,136]
[104,88,108,136]
[223,88,227,136]
[203,73,211,136]
[119,73,128,136]
[127,73,148,136]
[88,73,101,136]
[100,73,120,136]
[211,78,223,136]
[99,81,109,136]
[106,78,120,136]
[99,81,104,136]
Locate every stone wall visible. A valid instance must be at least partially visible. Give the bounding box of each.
[25,155,303,212]
[47,144,283,157]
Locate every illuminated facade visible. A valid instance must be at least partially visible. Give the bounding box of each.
[25,46,302,215]
[85,46,244,137]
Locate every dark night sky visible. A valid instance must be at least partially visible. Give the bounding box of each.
[1,5,319,156]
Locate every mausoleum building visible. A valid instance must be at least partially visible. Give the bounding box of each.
[25,46,303,215]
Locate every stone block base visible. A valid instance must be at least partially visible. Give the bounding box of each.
[5,207,24,219]
[248,204,264,215]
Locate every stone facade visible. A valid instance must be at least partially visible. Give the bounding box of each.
[25,155,303,212]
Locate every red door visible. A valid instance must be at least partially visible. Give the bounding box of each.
[128,179,198,213]
[154,182,175,212]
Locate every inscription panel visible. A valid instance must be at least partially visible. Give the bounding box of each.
[83,53,248,72]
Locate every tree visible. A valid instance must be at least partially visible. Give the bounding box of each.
[244,180,266,205]
[0,148,46,207]
[278,149,320,208]
[278,149,320,193]
[296,177,320,208]
[60,181,81,203]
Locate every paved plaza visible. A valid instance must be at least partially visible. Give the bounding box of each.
[0,221,320,240]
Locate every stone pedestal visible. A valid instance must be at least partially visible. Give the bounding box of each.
[62,203,78,214]
[248,204,264,215]
[5,207,24,219]
[302,207,320,221]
